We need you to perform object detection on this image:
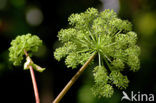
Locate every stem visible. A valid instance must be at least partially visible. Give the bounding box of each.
[52,52,97,103]
[104,56,112,71]
[29,66,40,103]
[24,50,40,103]
[98,52,101,67]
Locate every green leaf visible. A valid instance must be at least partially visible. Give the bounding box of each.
[32,63,45,72]
[24,56,45,72]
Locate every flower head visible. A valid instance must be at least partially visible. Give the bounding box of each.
[9,33,42,66]
[54,8,140,98]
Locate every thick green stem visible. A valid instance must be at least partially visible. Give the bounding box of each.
[52,52,97,103]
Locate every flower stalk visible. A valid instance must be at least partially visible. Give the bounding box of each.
[24,50,40,103]
[53,52,96,103]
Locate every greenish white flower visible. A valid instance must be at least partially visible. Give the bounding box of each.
[54,8,140,98]
[9,33,45,72]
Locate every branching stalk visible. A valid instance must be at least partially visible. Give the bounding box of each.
[52,52,97,103]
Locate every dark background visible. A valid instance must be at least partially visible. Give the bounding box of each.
[0,0,156,103]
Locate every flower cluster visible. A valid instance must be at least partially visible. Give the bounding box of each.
[9,33,42,66]
[54,8,140,98]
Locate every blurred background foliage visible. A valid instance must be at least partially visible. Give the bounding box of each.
[0,0,156,103]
